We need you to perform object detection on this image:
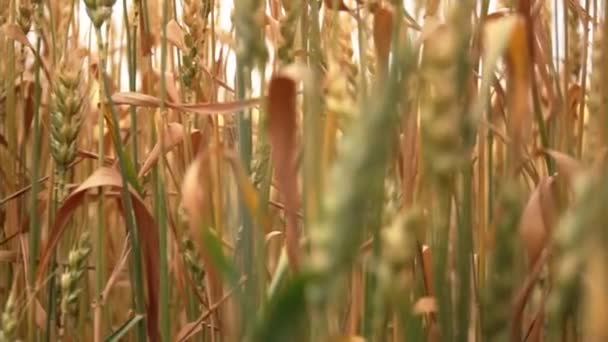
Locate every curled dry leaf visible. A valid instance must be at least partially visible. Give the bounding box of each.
[181,158,206,226]
[181,156,226,311]
[36,167,160,342]
[544,149,583,184]
[267,71,301,271]
[373,4,393,74]
[158,71,181,104]
[138,122,202,178]
[111,91,261,115]
[505,16,532,149]
[166,19,186,51]
[519,176,556,267]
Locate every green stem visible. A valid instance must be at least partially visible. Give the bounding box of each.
[96,26,107,341]
[432,184,453,341]
[456,165,473,342]
[123,0,139,168]
[158,0,171,339]
[95,27,148,342]
[28,5,44,340]
[235,55,255,337]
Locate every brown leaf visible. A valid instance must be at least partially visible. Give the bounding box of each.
[138,123,202,178]
[267,72,300,271]
[544,149,583,184]
[373,5,393,74]
[181,158,207,227]
[111,92,261,115]
[181,156,225,318]
[506,16,532,150]
[512,250,549,341]
[36,167,160,342]
[401,111,418,207]
[525,307,545,342]
[567,84,582,119]
[3,24,51,80]
[519,176,556,266]
[157,71,181,104]
[139,3,154,56]
[35,299,48,330]
[166,19,186,51]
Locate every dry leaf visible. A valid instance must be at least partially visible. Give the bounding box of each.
[519,176,556,266]
[373,5,393,74]
[139,2,154,56]
[544,149,583,184]
[111,91,261,115]
[267,71,301,271]
[506,16,532,149]
[138,123,202,178]
[401,111,418,207]
[166,19,186,51]
[3,24,52,80]
[157,71,180,104]
[512,250,549,340]
[181,155,226,317]
[36,167,161,342]
[181,158,207,226]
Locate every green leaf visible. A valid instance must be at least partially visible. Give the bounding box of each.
[249,275,311,342]
[105,314,145,342]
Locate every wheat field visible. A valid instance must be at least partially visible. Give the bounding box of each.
[1,0,608,341]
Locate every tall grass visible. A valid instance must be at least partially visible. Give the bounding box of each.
[2,0,608,341]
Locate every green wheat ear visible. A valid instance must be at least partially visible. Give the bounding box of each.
[83,0,116,28]
[181,232,206,297]
[50,60,85,173]
[0,289,18,341]
[50,58,85,203]
[59,231,92,335]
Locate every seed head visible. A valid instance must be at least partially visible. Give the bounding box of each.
[50,60,85,172]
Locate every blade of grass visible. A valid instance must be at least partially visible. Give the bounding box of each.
[105,314,145,342]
